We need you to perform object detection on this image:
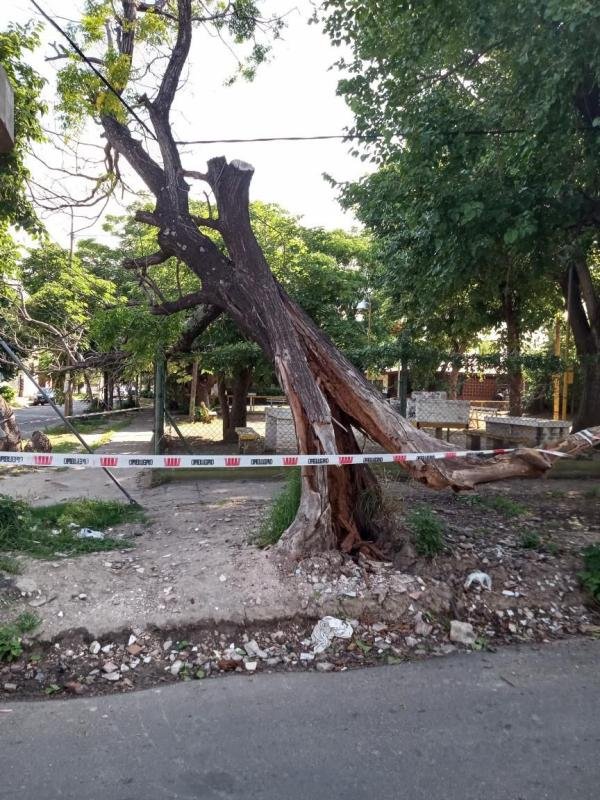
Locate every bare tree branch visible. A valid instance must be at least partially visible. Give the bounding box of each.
[151,289,211,315]
[122,250,170,270]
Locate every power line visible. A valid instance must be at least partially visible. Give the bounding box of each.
[175,129,527,145]
[29,2,530,148]
[29,0,156,140]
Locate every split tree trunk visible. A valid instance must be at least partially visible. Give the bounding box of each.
[0,396,22,451]
[103,97,600,558]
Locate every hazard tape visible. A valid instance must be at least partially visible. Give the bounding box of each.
[0,448,522,469]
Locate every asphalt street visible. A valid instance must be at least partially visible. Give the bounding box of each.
[13,400,87,436]
[1,638,599,800]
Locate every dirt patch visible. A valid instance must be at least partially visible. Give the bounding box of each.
[1,464,599,700]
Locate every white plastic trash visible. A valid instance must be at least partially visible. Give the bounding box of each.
[310,616,354,654]
[77,528,105,540]
[464,571,492,591]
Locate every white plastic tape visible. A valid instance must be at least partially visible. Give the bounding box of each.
[0,448,520,469]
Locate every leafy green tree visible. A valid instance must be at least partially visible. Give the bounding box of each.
[0,23,45,234]
[324,0,600,427]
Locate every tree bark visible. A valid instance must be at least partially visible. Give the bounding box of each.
[503,290,523,417]
[0,395,22,451]
[218,367,252,442]
[188,358,199,420]
[561,261,600,431]
[217,375,234,442]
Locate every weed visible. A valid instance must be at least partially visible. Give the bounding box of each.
[0,495,143,559]
[579,544,600,604]
[16,611,40,633]
[583,485,600,499]
[406,505,445,557]
[0,612,40,662]
[0,555,21,574]
[545,541,560,557]
[455,493,484,507]
[518,531,542,549]
[481,495,526,517]
[255,470,301,547]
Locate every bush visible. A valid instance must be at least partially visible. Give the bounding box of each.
[0,612,40,662]
[406,505,445,557]
[255,470,301,547]
[579,544,600,604]
[0,384,16,403]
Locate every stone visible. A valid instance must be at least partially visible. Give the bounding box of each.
[3,683,17,692]
[15,577,37,595]
[64,681,86,695]
[405,636,419,648]
[244,661,258,672]
[316,662,334,672]
[300,652,315,661]
[128,634,138,646]
[127,643,144,657]
[414,612,433,637]
[170,660,183,676]
[103,672,120,682]
[244,639,268,659]
[89,641,101,655]
[449,621,476,646]
[163,639,173,652]
[101,644,114,654]
[102,661,119,673]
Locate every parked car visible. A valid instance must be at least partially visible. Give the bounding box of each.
[32,388,55,406]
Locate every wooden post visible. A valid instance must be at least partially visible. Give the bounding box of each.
[154,350,166,454]
[188,358,199,421]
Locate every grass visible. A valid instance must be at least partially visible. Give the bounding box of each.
[46,419,131,454]
[518,530,542,549]
[0,612,40,662]
[0,495,144,559]
[579,544,600,605]
[255,469,301,547]
[0,555,22,574]
[583,485,600,499]
[481,495,527,517]
[406,505,445,557]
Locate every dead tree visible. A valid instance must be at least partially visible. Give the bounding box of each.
[52,1,600,556]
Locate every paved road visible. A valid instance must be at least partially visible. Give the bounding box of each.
[13,400,87,436]
[1,639,599,800]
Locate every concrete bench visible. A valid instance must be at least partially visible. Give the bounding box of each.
[235,426,264,454]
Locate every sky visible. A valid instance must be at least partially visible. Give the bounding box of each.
[2,0,373,247]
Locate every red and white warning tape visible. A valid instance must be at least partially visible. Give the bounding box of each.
[0,447,531,470]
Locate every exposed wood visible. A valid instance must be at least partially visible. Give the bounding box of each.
[96,2,600,557]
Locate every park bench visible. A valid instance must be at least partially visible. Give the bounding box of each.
[235,426,264,454]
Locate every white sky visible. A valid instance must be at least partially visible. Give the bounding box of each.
[2,0,372,247]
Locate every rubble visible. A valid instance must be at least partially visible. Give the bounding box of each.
[450,621,476,646]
